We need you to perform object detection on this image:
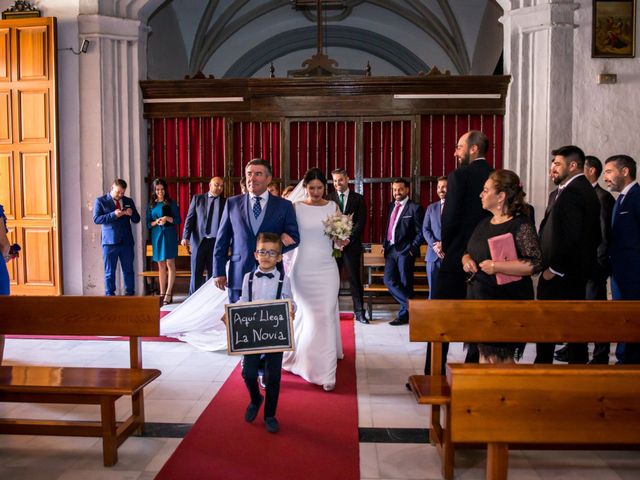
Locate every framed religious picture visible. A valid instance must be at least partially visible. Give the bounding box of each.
[593,0,637,58]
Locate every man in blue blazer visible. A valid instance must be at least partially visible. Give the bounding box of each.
[383,178,424,325]
[182,176,226,294]
[604,154,640,364]
[422,176,447,299]
[93,179,141,296]
[213,159,300,303]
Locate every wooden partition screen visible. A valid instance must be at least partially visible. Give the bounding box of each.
[141,75,510,244]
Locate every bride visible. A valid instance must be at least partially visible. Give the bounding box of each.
[281,168,344,391]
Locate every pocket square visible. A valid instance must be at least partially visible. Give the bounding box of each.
[401,215,412,218]
[620,211,629,215]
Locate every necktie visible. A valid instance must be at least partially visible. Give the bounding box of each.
[612,193,625,226]
[205,196,215,235]
[256,271,274,279]
[386,201,402,242]
[339,193,345,212]
[115,199,121,210]
[440,200,444,215]
[253,196,262,219]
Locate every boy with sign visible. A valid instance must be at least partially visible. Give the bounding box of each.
[236,232,295,433]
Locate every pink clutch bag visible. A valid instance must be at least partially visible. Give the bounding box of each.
[487,233,522,285]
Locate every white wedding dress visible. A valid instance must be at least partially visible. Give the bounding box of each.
[282,201,343,386]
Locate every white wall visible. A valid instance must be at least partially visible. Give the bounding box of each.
[572,0,640,163]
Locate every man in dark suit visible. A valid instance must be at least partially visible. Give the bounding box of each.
[536,145,601,364]
[214,159,300,303]
[329,168,368,324]
[93,178,141,296]
[182,176,226,294]
[425,131,492,371]
[422,176,447,299]
[603,154,640,364]
[584,155,615,363]
[383,178,424,325]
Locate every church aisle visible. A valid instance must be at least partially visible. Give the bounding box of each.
[0,304,638,479]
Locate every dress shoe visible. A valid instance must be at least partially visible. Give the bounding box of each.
[323,383,335,391]
[389,317,408,326]
[244,395,263,423]
[265,416,279,433]
[588,358,608,365]
[405,382,412,392]
[354,312,370,324]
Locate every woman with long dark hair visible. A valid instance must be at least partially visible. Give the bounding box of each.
[462,169,542,362]
[146,178,181,305]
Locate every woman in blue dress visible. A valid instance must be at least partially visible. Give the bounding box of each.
[0,203,15,295]
[146,179,181,304]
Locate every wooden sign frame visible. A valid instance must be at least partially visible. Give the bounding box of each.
[225,299,294,355]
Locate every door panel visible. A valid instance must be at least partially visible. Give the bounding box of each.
[16,25,48,81]
[18,89,48,142]
[20,152,50,218]
[0,28,9,81]
[7,228,17,284]
[0,17,60,295]
[0,90,10,142]
[22,227,54,285]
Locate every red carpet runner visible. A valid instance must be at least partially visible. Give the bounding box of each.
[156,315,360,480]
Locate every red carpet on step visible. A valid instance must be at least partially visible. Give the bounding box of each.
[156,314,360,480]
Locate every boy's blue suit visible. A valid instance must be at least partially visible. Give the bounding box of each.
[93,193,141,295]
[213,193,299,302]
[610,182,640,363]
[422,200,443,299]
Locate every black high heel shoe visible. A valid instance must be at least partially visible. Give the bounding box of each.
[163,293,173,305]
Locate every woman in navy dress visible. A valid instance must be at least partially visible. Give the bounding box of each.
[0,203,12,295]
[146,179,181,304]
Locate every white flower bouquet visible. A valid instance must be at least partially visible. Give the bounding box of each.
[322,210,353,258]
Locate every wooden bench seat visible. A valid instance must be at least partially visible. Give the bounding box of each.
[140,244,193,294]
[448,363,640,480]
[0,296,161,467]
[408,299,640,480]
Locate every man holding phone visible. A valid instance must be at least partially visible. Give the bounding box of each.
[93,179,141,296]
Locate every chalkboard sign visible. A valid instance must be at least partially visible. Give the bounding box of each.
[225,299,294,355]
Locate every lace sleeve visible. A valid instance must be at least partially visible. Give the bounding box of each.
[515,220,543,274]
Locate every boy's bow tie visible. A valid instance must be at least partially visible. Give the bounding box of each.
[256,271,274,279]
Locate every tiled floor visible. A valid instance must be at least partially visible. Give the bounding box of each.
[0,300,638,479]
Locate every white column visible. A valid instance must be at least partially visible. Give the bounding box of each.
[78,14,149,294]
[499,1,579,222]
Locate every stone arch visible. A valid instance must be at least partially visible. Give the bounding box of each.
[224,25,430,78]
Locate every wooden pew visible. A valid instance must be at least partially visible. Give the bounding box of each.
[448,363,640,480]
[362,244,428,318]
[0,296,162,466]
[408,299,640,480]
[140,244,193,294]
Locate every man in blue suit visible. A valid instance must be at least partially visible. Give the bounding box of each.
[603,154,640,364]
[93,179,141,296]
[422,176,447,299]
[182,176,226,294]
[383,178,424,325]
[213,159,300,303]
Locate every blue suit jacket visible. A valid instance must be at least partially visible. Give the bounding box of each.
[422,200,442,262]
[213,193,300,291]
[610,183,640,296]
[383,199,424,257]
[93,193,141,246]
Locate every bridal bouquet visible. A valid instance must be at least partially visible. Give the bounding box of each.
[322,211,353,258]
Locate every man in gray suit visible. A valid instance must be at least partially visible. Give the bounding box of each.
[182,177,225,294]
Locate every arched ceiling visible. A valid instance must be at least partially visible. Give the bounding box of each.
[144,0,503,79]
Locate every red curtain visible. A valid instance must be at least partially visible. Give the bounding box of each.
[149,117,226,228]
[362,120,412,243]
[419,114,503,205]
[288,120,356,181]
[232,121,281,194]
